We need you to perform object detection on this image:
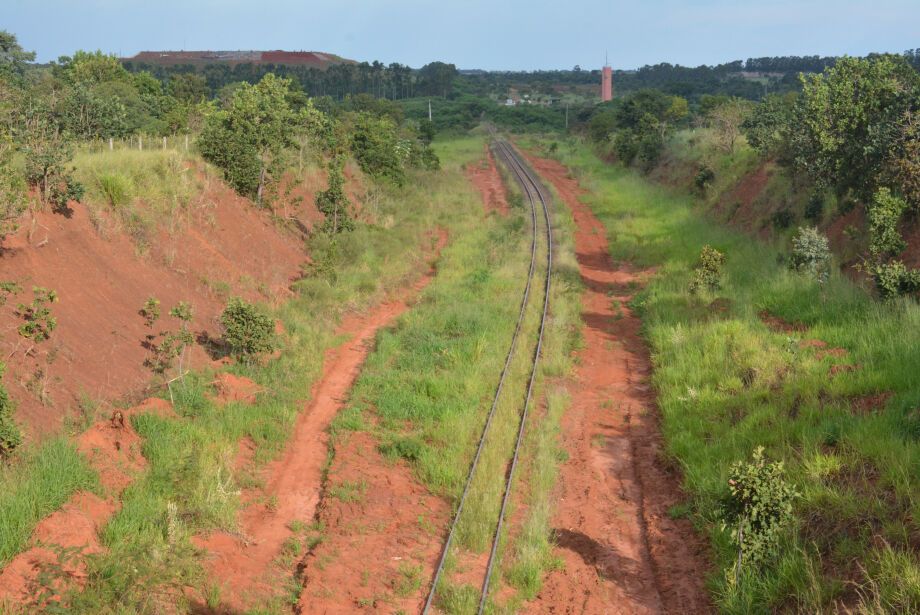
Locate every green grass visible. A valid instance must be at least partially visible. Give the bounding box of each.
[0,138,493,613]
[324,138,582,614]
[522,134,920,613]
[0,438,98,566]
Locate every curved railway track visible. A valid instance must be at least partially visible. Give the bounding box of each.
[423,133,553,614]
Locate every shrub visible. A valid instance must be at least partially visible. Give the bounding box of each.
[803,191,824,222]
[0,363,21,459]
[694,165,715,191]
[867,187,907,260]
[871,260,920,300]
[790,226,831,303]
[770,208,795,230]
[16,287,58,342]
[689,245,725,293]
[220,297,275,360]
[720,446,797,574]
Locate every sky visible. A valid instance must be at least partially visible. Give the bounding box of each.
[6,0,920,70]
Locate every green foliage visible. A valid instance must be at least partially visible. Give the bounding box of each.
[142,301,194,375]
[609,89,688,168]
[790,227,830,283]
[315,156,354,234]
[689,245,725,293]
[350,112,406,186]
[0,153,27,241]
[867,187,907,261]
[694,165,715,191]
[769,208,795,230]
[741,93,794,161]
[721,447,797,571]
[0,30,36,80]
[792,55,920,203]
[220,297,275,360]
[199,73,310,204]
[0,363,20,459]
[16,287,58,341]
[869,260,920,300]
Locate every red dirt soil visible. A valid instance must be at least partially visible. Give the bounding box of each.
[296,431,450,613]
[0,398,170,605]
[0,175,306,438]
[520,151,712,614]
[465,144,510,216]
[192,229,449,613]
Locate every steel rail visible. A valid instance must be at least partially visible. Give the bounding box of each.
[421,132,542,615]
[477,139,553,615]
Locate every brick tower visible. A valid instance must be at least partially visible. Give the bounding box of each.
[602,64,612,102]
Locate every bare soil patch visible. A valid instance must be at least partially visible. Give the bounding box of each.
[192,229,449,613]
[519,152,712,614]
[0,398,170,605]
[465,143,510,216]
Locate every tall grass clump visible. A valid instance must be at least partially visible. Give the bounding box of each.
[0,438,97,566]
[523,134,920,613]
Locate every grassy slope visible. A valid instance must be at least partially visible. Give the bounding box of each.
[526,135,920,614]
[1,139,486,613]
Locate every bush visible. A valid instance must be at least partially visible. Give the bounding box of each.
[694,165,715,191]
[689,245,725,293]
[871,260,920,300]
[720,446,797,572]
[220,297,275,360]
[770,208,795,230]
[803,191,824,222]
[0,363,21,459]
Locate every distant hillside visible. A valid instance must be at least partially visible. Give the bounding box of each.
[121,50,354,69]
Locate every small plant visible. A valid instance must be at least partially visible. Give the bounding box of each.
[221,297,276,361]
[0,281,22,307]
[720,446,797,580]
[770,208,795,230]
[790,226,831,305]
[140,296,161,328]
[0,363,21,459]
[694,165,715,191]
[803,191,824,222]
[141,300,195,378]
[16,286,58,341]
[96,172,132,208]
[689,245,725,294]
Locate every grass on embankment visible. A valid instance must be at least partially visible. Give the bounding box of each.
[329,139,583,614]
[0,439,97,566]
[3,139,486,614]
[520,135,920,614]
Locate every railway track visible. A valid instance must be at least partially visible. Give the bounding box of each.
[423,133,553,614]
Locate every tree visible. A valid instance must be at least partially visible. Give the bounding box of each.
[315,156,354,234]
[0,152,27,242]
[350,112,405,186]
[708,98,748,157]
[168,73,210,104]
[0,30,35,80]
[199,74,304,205]
[792,55,920,202]
[742,93,795,161]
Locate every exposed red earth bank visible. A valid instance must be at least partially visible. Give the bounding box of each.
[519,150,713,614]
[0,174,315,437]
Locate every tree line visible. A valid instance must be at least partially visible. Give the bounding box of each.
[583,52,920,299]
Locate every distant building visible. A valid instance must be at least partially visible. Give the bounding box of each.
[602,65,612,102]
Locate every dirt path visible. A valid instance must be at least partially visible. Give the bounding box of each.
[465,143,510,216]
[194,229,449,612]
[520,152,712,614]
